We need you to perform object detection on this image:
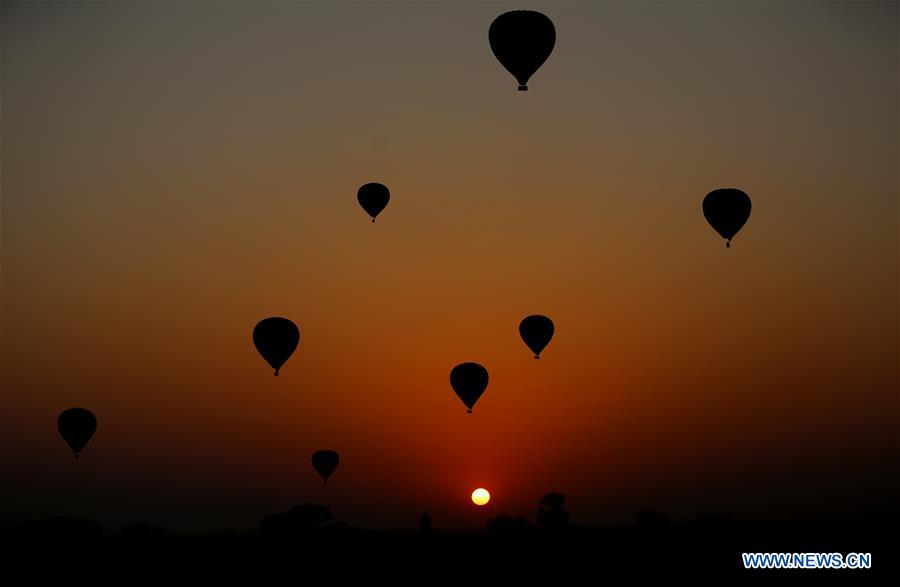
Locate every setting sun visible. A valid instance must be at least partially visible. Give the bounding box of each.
[471,488,491,506]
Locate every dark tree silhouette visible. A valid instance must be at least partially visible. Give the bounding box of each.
[536,492,570,529]
[692,513,734,531]
[419,512,432,534]
[634,509,670,530]
[487,514,529,533]
[259,503,333,537]
[14,517,103,540]
[119,522,164,539]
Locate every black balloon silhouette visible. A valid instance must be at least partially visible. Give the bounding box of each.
[253,317,300,376]
[450,362,489,414]
[357,183,390,223]
[57,408,97,459]
[489,10,556,91]
[312,450,340,483]
[702,188,752,248]
[519,315,555,359]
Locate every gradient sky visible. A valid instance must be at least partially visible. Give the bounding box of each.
[2,1,898,533]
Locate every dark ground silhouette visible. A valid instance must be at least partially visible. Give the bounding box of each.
[3,497,896,581]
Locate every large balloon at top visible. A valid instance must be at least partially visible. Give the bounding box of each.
[519,315,554,359]
[489,10,556,91]
[253,317,300,376]
[450,362,489,414]
[58,408,97,459]
[702,188,752,248]
[312,450,340,483]
[357,183,390,223]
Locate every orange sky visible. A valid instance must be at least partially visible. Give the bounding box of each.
[1,1,898,532]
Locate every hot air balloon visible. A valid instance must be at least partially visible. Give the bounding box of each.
[58,408,97,459]
[519,315,554,359]
[702,188,752,248]
[450,362,489,414]
[357,183,390,223]
[489,10,556,91]
[312,450,340,483]
[253,317,300,376]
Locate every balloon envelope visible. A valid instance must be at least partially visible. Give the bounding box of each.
[450,362,489,413]
[357,183,390,222]
[253,317,300,375]
[58,408,97,458]
[312,450,340,483]
[702,188,752,247]
[519,315,554,358]
[489,10,556,91]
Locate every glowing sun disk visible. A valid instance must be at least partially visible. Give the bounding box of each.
[471,488,490,506]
